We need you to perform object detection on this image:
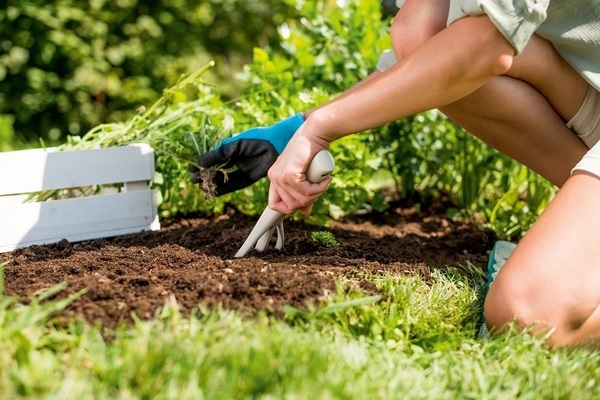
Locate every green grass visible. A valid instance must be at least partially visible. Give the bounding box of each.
[1,264,598,399]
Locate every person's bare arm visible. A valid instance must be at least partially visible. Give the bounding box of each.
[310,16,514,140]
[268,15,516,214]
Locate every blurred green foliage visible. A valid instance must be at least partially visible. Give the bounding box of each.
[0,114,15,151]
[0,0,293,146]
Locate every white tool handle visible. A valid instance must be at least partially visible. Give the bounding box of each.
[305,150,335,183]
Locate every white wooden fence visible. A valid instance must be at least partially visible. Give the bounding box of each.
[0,143,160,253]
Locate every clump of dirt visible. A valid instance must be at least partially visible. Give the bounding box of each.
[0,200,496,328]
[189,166,222,197]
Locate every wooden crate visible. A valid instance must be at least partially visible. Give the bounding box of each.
[0,143,160,253]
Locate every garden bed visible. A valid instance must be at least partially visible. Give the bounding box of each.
[1,200,496,328]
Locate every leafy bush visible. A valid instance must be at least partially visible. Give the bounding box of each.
[223,0,393,220]
[1,0,293,145]
[43,0,392,220]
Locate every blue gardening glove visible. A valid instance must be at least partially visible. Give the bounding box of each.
[189,113,305,196]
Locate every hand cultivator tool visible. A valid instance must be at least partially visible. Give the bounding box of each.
[234,150,335,258]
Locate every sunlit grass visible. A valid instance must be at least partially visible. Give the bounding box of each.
[1,265,597,399]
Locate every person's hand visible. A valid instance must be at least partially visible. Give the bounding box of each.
[189,113,304,196]
[267,126,332,215]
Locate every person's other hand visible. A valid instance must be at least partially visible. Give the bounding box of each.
[189,113,304,196]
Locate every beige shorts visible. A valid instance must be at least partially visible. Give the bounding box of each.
[569,85,600,178]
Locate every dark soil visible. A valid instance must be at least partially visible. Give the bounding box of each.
[1,201,496,328]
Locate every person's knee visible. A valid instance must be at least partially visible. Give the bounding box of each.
[390,15,422,59]
[389,0,448,60]
[484,271,597,346]
[484,279,539,332]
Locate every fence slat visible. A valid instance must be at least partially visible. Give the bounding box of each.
[0,143,155,196]
[0,190,159,252]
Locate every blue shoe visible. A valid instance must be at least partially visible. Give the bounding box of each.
[479,240,517,338]
[485,240,517,294]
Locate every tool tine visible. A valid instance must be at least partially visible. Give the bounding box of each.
[255,227,275,252]
[235,227,268,257]
[275,223,284,250]
[234,207,285,258]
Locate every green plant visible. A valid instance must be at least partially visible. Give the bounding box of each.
[485,166,556,239]
[225,0,393,220]
[311,231,340,247]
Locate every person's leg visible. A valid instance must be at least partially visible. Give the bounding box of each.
[441,35,589,187]
[442,77,586,186]
[439,35,598,346]
[384,6,598,345]
[484,169,600,346]
[505,36,589,123]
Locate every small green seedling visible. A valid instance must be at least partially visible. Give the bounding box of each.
[311,231,340,247]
